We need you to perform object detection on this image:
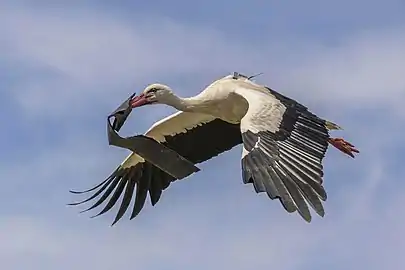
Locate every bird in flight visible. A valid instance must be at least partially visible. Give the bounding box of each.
[69,72,359,225]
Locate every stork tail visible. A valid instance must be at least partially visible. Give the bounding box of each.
[325,120,343,131]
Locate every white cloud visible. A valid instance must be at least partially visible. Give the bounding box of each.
[0,6,255,116]
[2,5,405,118]
[1,153,404,270]
[286,27,405,106]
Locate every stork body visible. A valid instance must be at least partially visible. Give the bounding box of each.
[70,73,358,225]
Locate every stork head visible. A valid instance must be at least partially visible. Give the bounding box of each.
[130,83,174,108]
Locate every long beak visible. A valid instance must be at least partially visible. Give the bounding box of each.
[130,93,148,108]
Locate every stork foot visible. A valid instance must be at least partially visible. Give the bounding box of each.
[328,137,359,158]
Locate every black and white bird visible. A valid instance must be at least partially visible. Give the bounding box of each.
[70,72,359,225]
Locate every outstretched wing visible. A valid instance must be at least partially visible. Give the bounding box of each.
[69,111,242,225]
[233,80,330,222]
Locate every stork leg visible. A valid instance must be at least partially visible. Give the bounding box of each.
[324,119,359,157]
[328,138,359,158]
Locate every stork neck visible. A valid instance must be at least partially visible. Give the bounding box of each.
[162,94,204,112]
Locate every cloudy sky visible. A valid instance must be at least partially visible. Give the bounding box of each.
[1,1,405,269]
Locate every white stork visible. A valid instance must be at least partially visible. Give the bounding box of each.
[70,72,359,225]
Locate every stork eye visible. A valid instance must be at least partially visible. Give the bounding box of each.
[148,88,159,93]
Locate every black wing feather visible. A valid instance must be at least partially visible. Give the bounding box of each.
[80,174,122,214]
[130,164,150,220]
[112,174,137,226]
[92,172,130,218]
[70,119,242,225]
[241,88,330,222]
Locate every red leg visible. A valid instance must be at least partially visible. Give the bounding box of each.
[328,138,359,158]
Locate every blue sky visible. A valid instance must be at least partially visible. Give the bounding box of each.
[1,1,405,269]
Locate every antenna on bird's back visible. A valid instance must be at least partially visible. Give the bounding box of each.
[248,72,263,80]
[232,72,241,79]
[232,71,264,81]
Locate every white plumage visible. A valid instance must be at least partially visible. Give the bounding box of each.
[70,72,359,225]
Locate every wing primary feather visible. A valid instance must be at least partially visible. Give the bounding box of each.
[305,180,327,201]
[279,144,323,175]
[294,126,328,146]
[251,138,297,212]
[79,173,122,214]
[265,165,296,213]
[258,136,279,155]
[297,116,326,131]
[252,134,296,208]
[149,168,163,206]
[293,180,325,217]
[237,87,330,222]
[252,150,279,197]
[245,151,267,193]
[289,138,325,159]
[67,177,114,206]
[69,179,108,194]
[279,151,323,183]
[253,168,270,194]
[279,156,327,200]
[130,164,151,220]
[69,168,119,194]
[301,113,326,126]
[281,141,322,165]
[259,132,278,143]
[292,128,327,144]
[241,132,257,150]
[296,122,329,138]
[111,170,138,226]
[241,158,252,184]
[274,164,311,222]
[291,133,325,153]
[160,174,173,190]
[91,172,130,218]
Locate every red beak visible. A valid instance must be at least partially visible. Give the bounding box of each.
[130,93,149,108]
